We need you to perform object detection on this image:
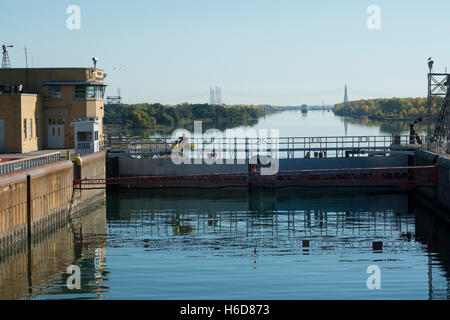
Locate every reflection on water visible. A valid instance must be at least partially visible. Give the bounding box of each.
[0,189,449,300]
[105,110,428,139]
[0,203,108,300]
[103,189,450,300]
[340,117,430,136]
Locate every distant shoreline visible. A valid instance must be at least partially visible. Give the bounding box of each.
[335,113,433,122]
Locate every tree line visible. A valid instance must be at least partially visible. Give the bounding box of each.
[104,103,276,130]
[333,97,445,119]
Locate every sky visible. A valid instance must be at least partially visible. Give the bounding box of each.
[1,0,449,105]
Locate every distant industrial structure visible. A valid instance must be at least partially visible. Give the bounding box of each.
[209,86,222,105]
[426,58,449,153]
[106,88,122,104]
[344,84,349,105]
[1,44,12,69]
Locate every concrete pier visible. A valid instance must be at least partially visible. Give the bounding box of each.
[413,149,450,218]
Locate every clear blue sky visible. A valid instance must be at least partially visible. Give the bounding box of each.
[2,0,449,105]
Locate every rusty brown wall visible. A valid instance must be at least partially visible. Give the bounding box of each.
[28,161,74,234]
[0,174,27,250]
[0,151,106,254]
[73,152,106,206]
[0,161,73,251]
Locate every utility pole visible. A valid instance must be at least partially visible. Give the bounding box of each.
[427,58,433,148]
[24,46,30,68]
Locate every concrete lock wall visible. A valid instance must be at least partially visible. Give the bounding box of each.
[437,156,450,212]
[0,161,73,251]
[29,161,74,235]
[73,151,106,206]
[119,154,409,177]
[0,151,106,254]
[279,154,408,171]
[119,157,248,176]
[414,149,439,201]
[0,173,28,251]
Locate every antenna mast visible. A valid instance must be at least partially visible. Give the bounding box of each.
[24,46,30,68]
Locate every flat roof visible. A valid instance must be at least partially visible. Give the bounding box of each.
[0,93,39,97]
[0,67,104,71]
[42,81,108,86]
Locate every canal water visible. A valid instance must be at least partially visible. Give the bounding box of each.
[0,189,448,300]
[0,111,447,300]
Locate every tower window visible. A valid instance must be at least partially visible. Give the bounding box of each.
[74,85,86,98]
[74,85,106,99]
[49,86,62,99]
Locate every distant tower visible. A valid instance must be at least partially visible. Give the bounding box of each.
[2,44,13,68]
[209,86,223,105]
[344,84,349,105]
[215,86,222,105]
[209,87,215,105]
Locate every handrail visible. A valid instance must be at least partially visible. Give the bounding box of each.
[0,152,62,176]
[101,134,423,159]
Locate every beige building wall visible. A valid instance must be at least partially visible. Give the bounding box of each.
[20,95,42,153]
[0,94,42,153]
[0,95,21,153]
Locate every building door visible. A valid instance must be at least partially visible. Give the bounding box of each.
[48,118,65,149]
[0,119,5,153]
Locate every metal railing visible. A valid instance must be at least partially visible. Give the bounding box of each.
[0,152,62,176]
[102,134,422,159]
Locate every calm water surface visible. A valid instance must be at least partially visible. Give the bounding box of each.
[226,110,427,137]
[112,110,425,138]
[1,189,449,300]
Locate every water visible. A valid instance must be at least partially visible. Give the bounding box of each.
[226,110,428,137]
[1,189,449,300]
[226,110,383,137]
[107,110,424,138]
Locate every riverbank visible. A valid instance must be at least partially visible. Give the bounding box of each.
[104,103,279,135]
[334,113,429,122]
[333,97,444,120]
